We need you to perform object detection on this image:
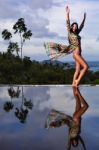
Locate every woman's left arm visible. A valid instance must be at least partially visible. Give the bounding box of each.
[78,13,86,33]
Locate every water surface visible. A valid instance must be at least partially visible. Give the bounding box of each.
[0,85,99,150]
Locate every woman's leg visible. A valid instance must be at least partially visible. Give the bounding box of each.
[73,87,89,119]
[72,59,80,86]
[73,52,89,86]
[72,87,81,118]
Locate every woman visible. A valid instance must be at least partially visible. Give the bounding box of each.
[44,6,89,87]
[45,87,89,150]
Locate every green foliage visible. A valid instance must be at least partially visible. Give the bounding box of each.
[0,52,98,84]
[13,18,27,33]
[7,42,20,56]
[92,79,99,84]
[2,29,12,40]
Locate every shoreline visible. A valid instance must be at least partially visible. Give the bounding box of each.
[0,84,99,87]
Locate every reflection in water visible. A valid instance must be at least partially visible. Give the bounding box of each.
[3,86,20,112]
[0,86,99,150]
[3,101,14,112]
[15,86,33,123]
[8,86,21,98]
[45,87,89,150]
[3,86,33,123]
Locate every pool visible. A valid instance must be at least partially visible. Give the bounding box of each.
[0,85,99,150]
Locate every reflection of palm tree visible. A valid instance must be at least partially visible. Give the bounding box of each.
[8,86,21,98]
[21,86,33,110]
[15,86,33,123]
[15,107,28,123]
[45,87,89,150]
[4,86,21,112]
[4,101,14,112]
[24,98,33,110]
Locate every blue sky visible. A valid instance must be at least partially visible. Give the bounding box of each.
[0,0,99,61]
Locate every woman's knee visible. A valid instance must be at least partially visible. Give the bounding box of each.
[73,53,89,70]
[83,64,89,71]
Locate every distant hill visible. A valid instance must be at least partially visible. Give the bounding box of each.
[40,60,72,68]
[40,60,99,71]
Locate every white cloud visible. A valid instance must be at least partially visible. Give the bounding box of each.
[0,0,99,61]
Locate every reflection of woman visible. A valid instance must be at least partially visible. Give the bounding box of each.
[45,87,89,150]
[44,6,89,87]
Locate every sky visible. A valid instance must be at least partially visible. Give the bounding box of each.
[0,0,99,62]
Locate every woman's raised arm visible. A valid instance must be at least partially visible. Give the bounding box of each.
[66,6,70,32]
[78,13,86,33]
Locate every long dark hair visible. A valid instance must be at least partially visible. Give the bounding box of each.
[70,22,79,34]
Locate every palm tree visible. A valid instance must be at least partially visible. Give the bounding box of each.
[2,18,32,59]
[13,18,32,60]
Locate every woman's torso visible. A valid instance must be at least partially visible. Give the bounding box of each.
[69,118,81,138]
[68,32,81,51]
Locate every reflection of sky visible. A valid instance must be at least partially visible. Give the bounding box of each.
[0,86,99,150]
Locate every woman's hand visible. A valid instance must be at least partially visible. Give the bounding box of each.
[66,5,70,25]
[66,6,70,14]
[84,12,86,20]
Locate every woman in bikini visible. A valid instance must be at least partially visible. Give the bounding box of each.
[44,6,89,87]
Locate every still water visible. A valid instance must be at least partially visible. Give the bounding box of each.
[0,85,99,150]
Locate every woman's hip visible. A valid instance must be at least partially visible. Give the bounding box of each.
[73,47,82,55]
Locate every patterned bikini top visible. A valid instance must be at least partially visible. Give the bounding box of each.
[66,19,83,46]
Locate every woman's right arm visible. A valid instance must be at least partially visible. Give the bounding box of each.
[66,6,70,32]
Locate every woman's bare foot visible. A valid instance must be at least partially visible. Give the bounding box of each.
[75,79,79,87]
[72,80,79,87]
[72,80,75,86]
[72,80,77,87]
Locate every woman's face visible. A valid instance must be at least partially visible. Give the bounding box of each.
[72,24,78,32]
[71,139,78,147]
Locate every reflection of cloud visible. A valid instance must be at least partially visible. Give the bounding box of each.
[96,37,99,42]
[0,87,10,100]
[39,100,51,111]
[49,86,75,115]
[78,86,99,117]
[22,86,50,112]
[37,86,99,118]
[0,86,99,118]
[38,86,75,115]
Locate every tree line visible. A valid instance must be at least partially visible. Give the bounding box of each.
[0,51,98,84]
